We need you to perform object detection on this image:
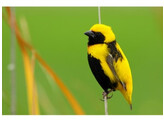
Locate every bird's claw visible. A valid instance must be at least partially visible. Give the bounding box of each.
[100,89,113,101]
[107,93,113,99]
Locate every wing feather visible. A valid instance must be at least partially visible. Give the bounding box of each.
[106,53,127,90]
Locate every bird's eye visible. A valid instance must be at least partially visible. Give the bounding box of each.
[94,32,105,42]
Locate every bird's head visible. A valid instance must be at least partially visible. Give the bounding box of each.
[84,24,116,45]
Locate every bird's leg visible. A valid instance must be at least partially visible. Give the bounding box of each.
[100,89,113,101]
[104,89,113,99]
[107,89,113,99]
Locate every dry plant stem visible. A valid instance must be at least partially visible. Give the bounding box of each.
[17,18,84,115]
[17,33,35,114]
[10,7,16,115]
[6,7,40,115]
[5,7,84,115]
[98,6,109,115]
[15,23,84,114]
[17,31,39,115]
[35,53,85,115]
[104,95,108,115]
[98,6,101,24]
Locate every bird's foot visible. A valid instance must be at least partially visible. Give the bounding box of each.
[100,89,113,101]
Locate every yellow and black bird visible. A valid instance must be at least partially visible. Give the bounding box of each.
[84,24,133,110]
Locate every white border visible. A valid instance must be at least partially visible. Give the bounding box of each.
[1,0,164,121]
[0,0,164,6]
[1,115,164,121]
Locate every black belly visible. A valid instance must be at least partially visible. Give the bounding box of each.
[88,54,117,92]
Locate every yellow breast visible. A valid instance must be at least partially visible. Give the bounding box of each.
[87,44,116,82]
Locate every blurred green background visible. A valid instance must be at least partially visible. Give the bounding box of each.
[2,7,163,115]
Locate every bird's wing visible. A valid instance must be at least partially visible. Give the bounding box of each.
[114,43,132,84]
[106,53,127,90]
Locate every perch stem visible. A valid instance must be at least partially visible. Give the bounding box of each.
[104,94,108,115]
[98,6,101,24]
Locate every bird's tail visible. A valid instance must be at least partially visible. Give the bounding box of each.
[130,104,132,110]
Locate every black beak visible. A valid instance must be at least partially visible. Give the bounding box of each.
[84,31,95,38]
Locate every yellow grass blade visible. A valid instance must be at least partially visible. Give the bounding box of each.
[17,37,39,115]
[31,50,40,115]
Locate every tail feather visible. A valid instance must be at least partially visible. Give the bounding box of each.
[130,104,132,110]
